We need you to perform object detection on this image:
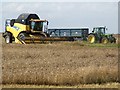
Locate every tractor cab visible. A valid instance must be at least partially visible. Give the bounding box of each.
[92,26,107,35]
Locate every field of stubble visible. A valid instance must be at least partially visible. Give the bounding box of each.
[1,35,119,88]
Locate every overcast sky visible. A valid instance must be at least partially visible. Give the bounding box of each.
[0,0,119,34]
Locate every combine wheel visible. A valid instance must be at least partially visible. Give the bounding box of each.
[101,37,109,44]
[39,34,46,38]
[39,32,48,38]
[18,33,28,40]
[87,34,96,43]
[5,33,12,43]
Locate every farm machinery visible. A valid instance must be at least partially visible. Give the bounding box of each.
[2,13,116,44]
[87,26,116,44]
[2,13,75,44]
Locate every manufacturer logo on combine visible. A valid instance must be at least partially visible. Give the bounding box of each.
[13,26,20,31]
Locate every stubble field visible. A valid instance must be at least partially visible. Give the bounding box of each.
[1,35,119,88]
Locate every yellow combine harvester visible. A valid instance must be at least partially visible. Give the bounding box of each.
[3,13,71,44]
[3,13,49,44]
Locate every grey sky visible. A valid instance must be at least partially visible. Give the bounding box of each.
[1,0,119,2]
[1,1,118,34]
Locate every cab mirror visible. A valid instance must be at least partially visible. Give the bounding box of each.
[47,21,49,25]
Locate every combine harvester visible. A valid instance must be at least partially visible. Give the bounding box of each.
[2,13,89,44]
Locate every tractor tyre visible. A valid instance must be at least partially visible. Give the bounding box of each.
[87,34,96,43]
[113,37,116,43]
[110,37,116,43]
[101,37,109,44]
[5,33,12,44]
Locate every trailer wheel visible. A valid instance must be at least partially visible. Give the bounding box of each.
[101,37,109,44]
[5,33,12,43]
[87,34,96,43]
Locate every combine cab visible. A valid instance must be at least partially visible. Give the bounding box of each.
[87,26,116,44]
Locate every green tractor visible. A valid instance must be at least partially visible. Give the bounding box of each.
[87,26,116,44]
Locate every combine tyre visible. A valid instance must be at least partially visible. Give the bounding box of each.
[87,34,96,43]
[5,33,12,44]
[18,33,27,41]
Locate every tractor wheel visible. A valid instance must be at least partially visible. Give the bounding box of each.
[101,37,109,44]
[87,34,96,43]
[113,37,116,43]
[110,37,116,43]
[5,33,12,43]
